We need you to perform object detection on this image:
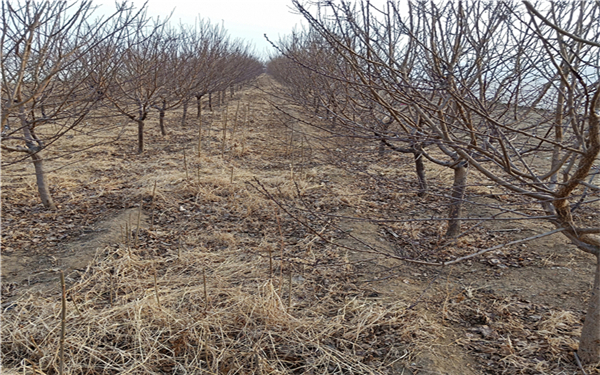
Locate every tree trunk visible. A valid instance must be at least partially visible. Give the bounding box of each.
[20,112,56,210]
[196,95,202,119]
[446,161,468,238]
[158,109,166,136]
[209,92,213,111]
[414,150,427,197]
[377,119,391,157]
[137,119,145,154]
[31,151,56,210]
[579,254,600,363]
[182,99,189,127]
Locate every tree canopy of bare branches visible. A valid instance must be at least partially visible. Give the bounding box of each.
[2,0,264,206]
[1,1,146,209]
[268,0,600,363]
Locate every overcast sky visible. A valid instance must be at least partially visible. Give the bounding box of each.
[110,0,307,59]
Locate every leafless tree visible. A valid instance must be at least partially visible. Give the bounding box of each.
[179,20,225,126]
[179,21,262,126]
[148,25,196,135]
[1,0,145,209]
[103,15,171,153]
[271,0,600,363]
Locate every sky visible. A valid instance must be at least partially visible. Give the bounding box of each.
[98,0,307,59]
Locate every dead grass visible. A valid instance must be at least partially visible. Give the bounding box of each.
[2,237,439,374]
[2,75,599,374]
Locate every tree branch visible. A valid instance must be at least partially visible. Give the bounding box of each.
[523,1,600,48]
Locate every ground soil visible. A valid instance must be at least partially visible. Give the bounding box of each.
[1,75,599,374]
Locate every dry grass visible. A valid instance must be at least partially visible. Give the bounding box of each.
[2,75,599,375]
[2,238,438,374]
[1,77,436,374]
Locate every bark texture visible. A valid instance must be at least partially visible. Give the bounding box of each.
[182,99,189,127]
[446,161,468,238]
[137,120,145,154]
[31,151,56,210]
[414,151,427,197]
[579,255,600,363]
[158,109,166,136]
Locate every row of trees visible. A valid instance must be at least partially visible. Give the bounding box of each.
[268,0,600,363]
[1,0,264,209]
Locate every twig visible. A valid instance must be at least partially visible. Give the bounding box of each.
[288,270,293,310]
[269,246,273,279]
[124,222,128,248]
[523,1,600,48]
[573,351,589,375]
[249,177,566,266]
[68,289,83,317]
[277,210,285,293]
[183,149,189,182]
[231,101,240,147]
[125,222,131,258]
[150,181,157,230]
[178,236,182,261]
[198,101,202,158]
[109,270,113,307]
[196,164,201,204]
[221,107,228,158]
[154,268,161,308]
[203,267,209,310]
[241,103,249,156]
[443,228,566,265]
[59,271,66,375]
[134,196,143,247]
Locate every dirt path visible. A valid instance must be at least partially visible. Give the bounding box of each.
[2,208,147,303]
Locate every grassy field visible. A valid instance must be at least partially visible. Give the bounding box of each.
[1,75,598,374]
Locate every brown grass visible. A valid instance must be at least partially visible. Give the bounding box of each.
[2,75,598,374]
[2,237,439,374]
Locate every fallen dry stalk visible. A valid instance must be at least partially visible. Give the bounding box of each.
[154,267,161,308]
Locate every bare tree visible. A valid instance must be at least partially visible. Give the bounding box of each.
[163,19,263,130]
[271,0,600,363]
[1,0,144,209]
[187,24,242,118]
[150,25,196,135]
[177,20,223,127]
[103,16,171,153]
